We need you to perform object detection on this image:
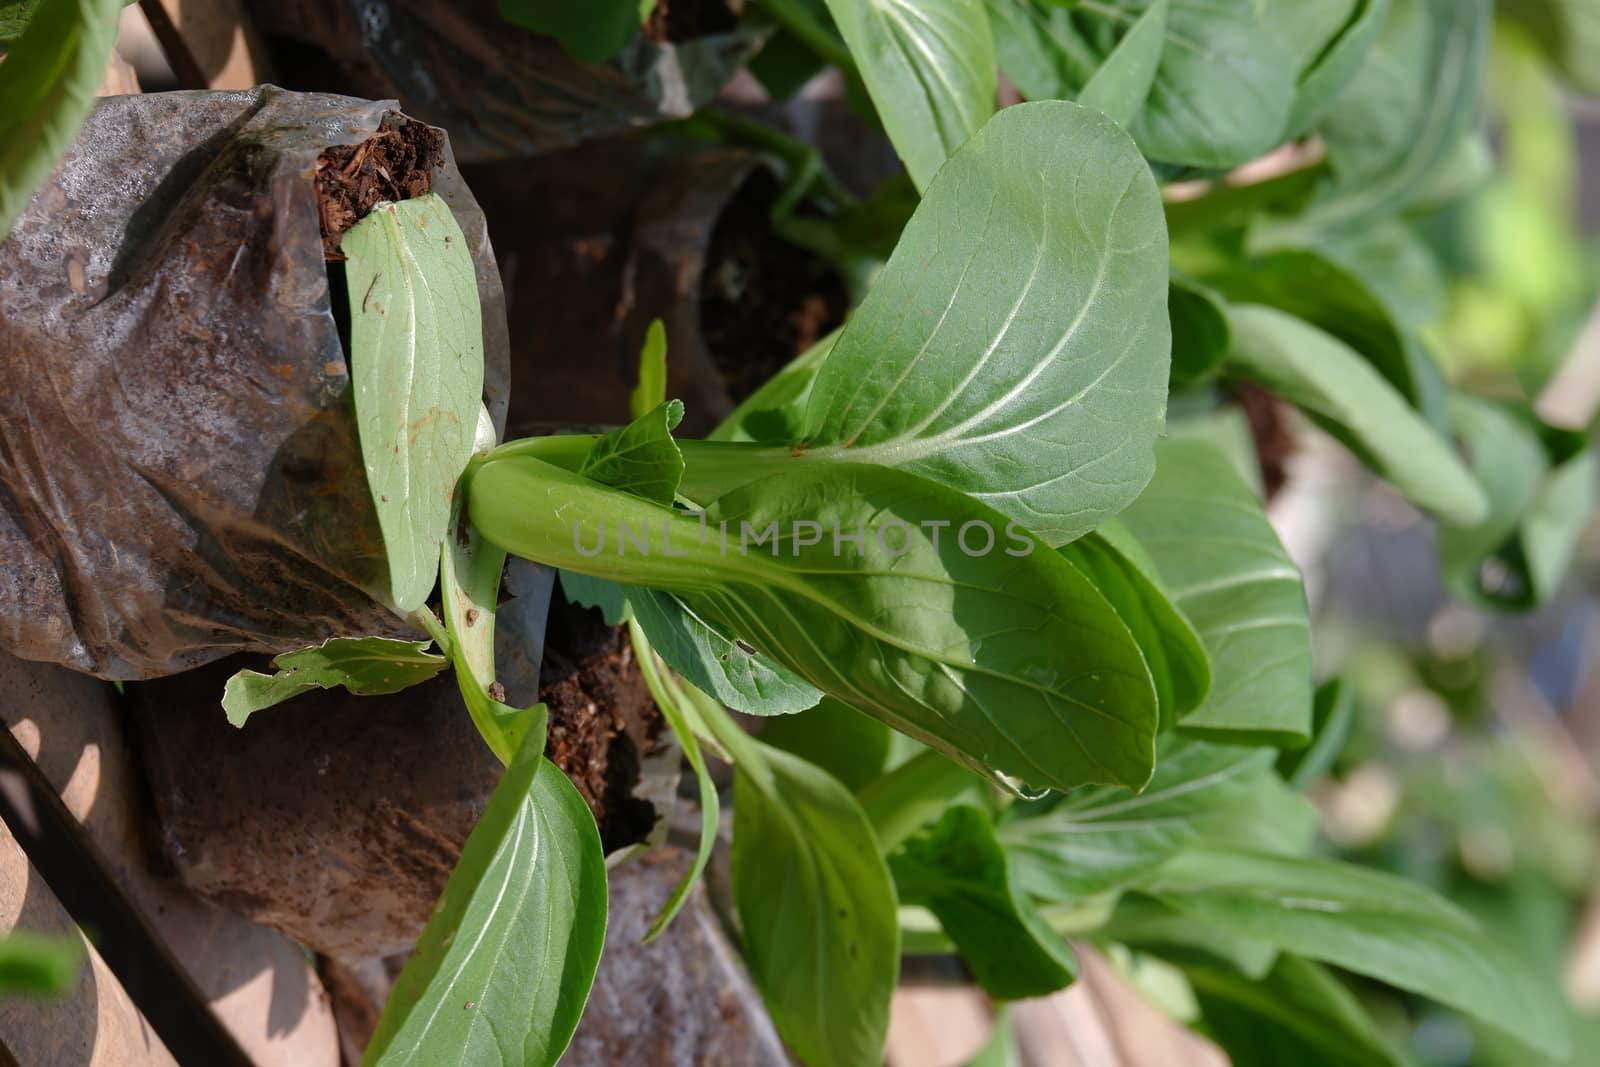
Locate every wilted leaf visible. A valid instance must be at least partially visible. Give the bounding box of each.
[222,637,448,726]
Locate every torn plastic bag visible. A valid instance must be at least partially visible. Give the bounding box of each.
[0,86,509,679]
[245,0,763,163]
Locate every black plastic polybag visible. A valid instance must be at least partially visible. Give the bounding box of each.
[246,0,762,163]
[0,87,509,679]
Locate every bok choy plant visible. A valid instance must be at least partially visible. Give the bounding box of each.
[0,0,1587,1063]
[219,3,1588,1064]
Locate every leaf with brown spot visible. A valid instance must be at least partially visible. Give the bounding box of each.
[343,193,484,613]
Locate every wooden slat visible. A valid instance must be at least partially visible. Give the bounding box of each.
[3,650,340,1067]
[97,49,141,97]
[886,985,994,1067]
[887,948,1232,1066]
[0,814,179,1067]
[138,0,273,89]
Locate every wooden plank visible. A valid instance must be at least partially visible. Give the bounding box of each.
[886,985,993,1067]
[137,0,273,89]
[97,49,141,96]
[3,650,339,1067]
[0,817,180,1067]
[1010,947,1232,1067]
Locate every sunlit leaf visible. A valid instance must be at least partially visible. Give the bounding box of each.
[344,194,485,613]
[222,637,448,726]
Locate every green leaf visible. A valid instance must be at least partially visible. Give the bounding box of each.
[497,0,646,63]
[628,629,719,942]
[1186,954,1409,1067]
[891,806,1078,1000]
[0,0,43,46]
[1165,163,1326,242]
[1076,0,1166,127]
[1168,274,1230,388]
[1443,398,1597,609]
[557,570,628,626]
[858,747,985,853]
[0,931,81,997]
[222,637,448,726]
[1060,523,1210,732]
[775,100,1169,548]
[473,457,1161,793]
[1261,0,1362,73]
[344,194,485,613]
[1314,221,1446,332]
[820,0,996,191]
[1283,0,1393,136]
[1520,447,1597,604]
[561,568,822,715]
[1141,849,1570,1059]
[985,0,1082,101]
[1224,305,1488,525]
[1205,771,1319,857]
[0,0,124,241]
[1001,0,1329,166]
[579,400,686,506]
[1278,0,1490,236]
[964,1011,1021,1067]
[1202,249,1438,417]
[629,586,824,715]
[630,319,668,419]
[1097,894,1278,979]
[1166,408,1264,494]
[729,736,899,1067]
[630,586,824,715]
[682,463,1160,792]
[757,696,891,790]
[1502,0,1600,94]
[1116,438,1312,744]
[1313,0,1431,183]
[708,330,838,445]
[1277,678,1356,789]
[1099,0,1299,168]
[1000,736,1297,900]
[1440,396,1548,604]
[364,741,606,1067]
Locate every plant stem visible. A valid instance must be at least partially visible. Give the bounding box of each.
[479,433,599,470]
[856,748,979,853]
[749,0,858,85]
[690,109,857,212]
[676,440,800,502]
[409,607,451,653]
[683,682,775,792]
[466,456,733,593]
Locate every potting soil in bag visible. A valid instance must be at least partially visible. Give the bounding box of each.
[0,87,509,679]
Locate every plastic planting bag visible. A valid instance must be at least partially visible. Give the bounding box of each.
[0,87,509,679]
[246,0,761,163]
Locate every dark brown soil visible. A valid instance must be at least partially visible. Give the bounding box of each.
[1232,384,1296,500]
[699,172,849,404]
[315,119,445,259]
[541,592,664,853]
[643,0,739,43]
